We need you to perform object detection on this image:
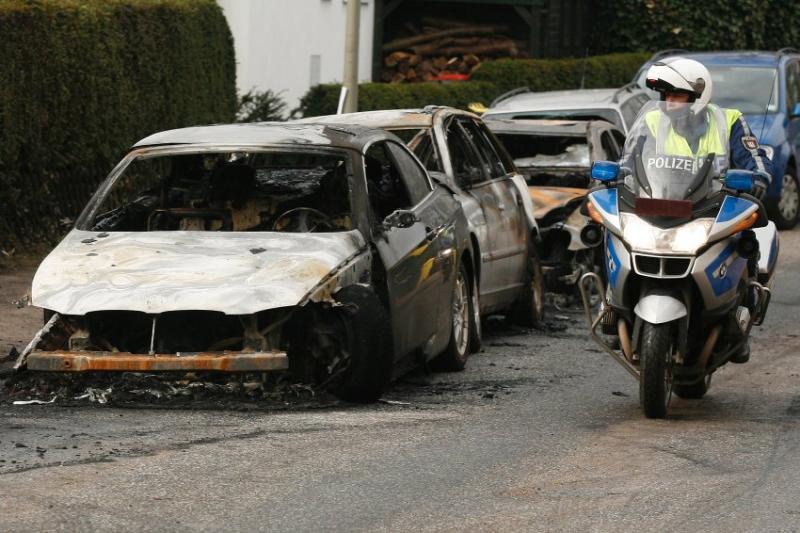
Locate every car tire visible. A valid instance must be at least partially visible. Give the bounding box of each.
[469,271,482,353]
[290,285,393,403]
[432,262,472,371]
[508,248,545,327]
[769,168,799,229]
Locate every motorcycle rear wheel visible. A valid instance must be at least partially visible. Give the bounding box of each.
[639,321,673,419]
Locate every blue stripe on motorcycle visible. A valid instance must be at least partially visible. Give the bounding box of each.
[591,188,618,216]
[716,196,756,223]
[606,236,620,288]
[704,241,747,296]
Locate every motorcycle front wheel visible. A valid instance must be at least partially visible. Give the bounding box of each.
[639,321,674,419]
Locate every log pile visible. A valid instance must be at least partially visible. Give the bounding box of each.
[381,18,526,83]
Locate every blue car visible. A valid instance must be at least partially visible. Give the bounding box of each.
[633,49,800,229]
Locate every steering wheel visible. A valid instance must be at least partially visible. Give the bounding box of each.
[272,207,335,232]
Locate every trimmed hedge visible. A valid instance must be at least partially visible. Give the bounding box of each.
[296,81,498,118]
[297,52,649,118]
[592,0,800,53]
[470,52,650,95]
[0,0,237,249]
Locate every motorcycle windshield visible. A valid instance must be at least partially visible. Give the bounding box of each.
[621,101,728,201]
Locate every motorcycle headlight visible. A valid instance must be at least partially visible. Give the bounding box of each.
[621,214,714,254]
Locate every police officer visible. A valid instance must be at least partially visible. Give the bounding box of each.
[640,57,773,364]
[640,57,773,197]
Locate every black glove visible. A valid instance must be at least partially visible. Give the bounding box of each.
[752,171,770,200]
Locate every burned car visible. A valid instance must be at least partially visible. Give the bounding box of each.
[484,118,624,306]
[16,123,474,402]
[296,107,544,345]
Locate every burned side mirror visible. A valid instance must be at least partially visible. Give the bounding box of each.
[382,209,418,230]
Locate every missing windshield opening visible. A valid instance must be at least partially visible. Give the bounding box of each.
[84,151,354,233]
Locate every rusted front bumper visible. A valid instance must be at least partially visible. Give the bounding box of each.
[26,350,288,372]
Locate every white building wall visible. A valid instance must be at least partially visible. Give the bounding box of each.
[217,0,374,115]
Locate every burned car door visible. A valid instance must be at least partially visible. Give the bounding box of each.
[454,118,527,304]
[365,141,457,358]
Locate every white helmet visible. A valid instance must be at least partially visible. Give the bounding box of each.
[645,57,712,116]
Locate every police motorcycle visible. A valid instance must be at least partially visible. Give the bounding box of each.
[578,101,779,418]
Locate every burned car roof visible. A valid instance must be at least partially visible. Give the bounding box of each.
[294,106,479,129]
[133,122,390,151]
[483,118,599,136]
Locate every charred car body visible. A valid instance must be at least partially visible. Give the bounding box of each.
[17,123,475,402]
[296,107,544,341]
[485,118,625,305]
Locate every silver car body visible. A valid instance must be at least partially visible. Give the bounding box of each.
[482,87,651,134]
[296,108,537,313]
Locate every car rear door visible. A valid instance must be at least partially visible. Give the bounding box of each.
[366,141,457,359]
[458,117,528,305]
[785,60,800,178]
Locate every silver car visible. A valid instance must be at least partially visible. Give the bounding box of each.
[481,86,651,134]
[296,107,545,346]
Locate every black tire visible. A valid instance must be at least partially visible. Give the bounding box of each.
[639,321,673,419]
[769,168,799,230]
[468,270,482,353]
[290,285,393,403]
[673,374,711,400]
[432,263,472,371]
[509,248,545,327]
[333,285,394,402]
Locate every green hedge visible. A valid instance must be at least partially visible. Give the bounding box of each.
[0,0,237,249]
[470,53,650,95]
[592,0,800,53]
[297,52,649,118]
[296,81,498,118]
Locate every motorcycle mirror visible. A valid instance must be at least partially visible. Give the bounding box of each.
[724,170,754,192]
[591,160,620,182]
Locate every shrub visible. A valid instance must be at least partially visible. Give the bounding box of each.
[295,81,498,118]
[0,0,237,248]
[297,52,648,118]
[591,0,800,53]
[237,89,288,122]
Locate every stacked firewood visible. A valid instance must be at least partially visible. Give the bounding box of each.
[381,17,526,83]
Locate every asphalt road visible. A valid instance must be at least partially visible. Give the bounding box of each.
[1,229,799,532]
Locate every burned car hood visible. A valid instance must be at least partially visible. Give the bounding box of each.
[529,186,586,220]
[32,230,367,315]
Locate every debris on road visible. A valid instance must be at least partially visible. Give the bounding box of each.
[74,387,112,404]
[11,294,30,309]
[1,371,328,409]
[379,399,411,406]
[12,396,57,405]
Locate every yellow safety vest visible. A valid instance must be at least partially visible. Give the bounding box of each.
[644,104,741,157]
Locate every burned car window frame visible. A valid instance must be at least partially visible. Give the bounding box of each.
[75,145,358,234]
[444,118,486,187]
[386,140,433,204]
[459,118,508,181]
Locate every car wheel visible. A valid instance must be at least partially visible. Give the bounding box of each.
[771,169,799,229]
[290,285,393,403]
[432,263,472,371]
[469,271,482,353]
[508,248,545,327]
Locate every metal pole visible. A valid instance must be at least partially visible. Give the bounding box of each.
[343,0,361,113]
